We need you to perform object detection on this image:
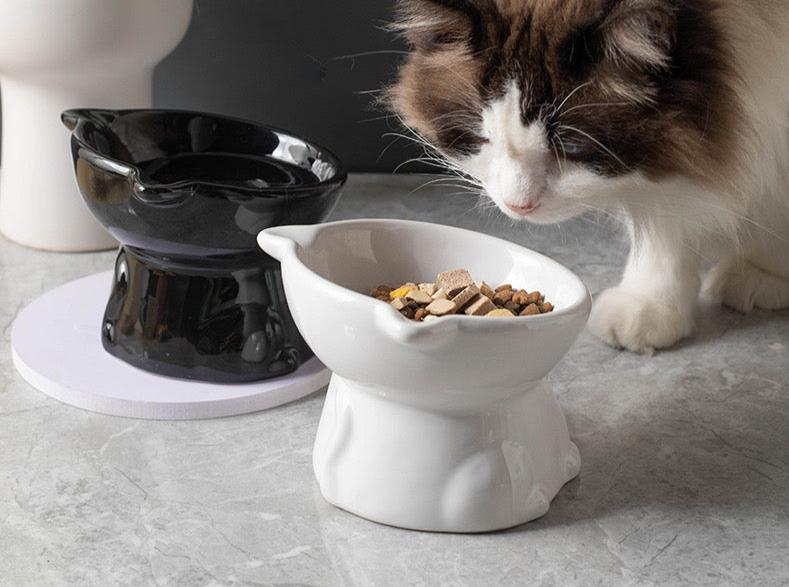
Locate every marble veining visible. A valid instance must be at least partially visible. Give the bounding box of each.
[1,174,788,585]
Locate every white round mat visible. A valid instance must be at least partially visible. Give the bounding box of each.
[11,271,330,420]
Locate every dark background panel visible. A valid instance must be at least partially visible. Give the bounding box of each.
[154,0,422,172]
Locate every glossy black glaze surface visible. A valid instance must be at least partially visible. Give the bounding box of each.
[63,109,346,382]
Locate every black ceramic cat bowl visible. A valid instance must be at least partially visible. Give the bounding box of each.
[62,108,346,383]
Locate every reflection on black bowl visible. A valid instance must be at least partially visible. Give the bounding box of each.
[62,108,346,383]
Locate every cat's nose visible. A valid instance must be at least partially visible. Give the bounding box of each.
[504,200,540,215]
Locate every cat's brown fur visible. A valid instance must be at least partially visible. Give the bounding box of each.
[389,0,742,186]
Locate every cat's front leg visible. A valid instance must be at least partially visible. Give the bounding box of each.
[588,222,700,354]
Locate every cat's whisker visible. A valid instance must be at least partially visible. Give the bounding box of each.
[359,113,396,123]
[376,135,402,164]
[554,81,594,115]
[408,176,474,194]
[561,101,632,115]
[333,50,410,60]
[354,88,386,96]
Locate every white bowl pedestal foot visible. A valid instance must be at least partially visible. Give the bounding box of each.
[313,375,581,533]
[0,0,193,252]
[0,75,148,251]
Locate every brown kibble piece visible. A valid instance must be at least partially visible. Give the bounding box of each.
[436,269,474,297]
[511,289,529,305]
[479,281,495,299]
[494,283,512,293]
[465,296,496,316]
[414,308,428,321]
[520,303,540,316]
[450,284,480,312]
[493,289,514,305]
[390,297,408,311]
[540,302,554,313]
[406,289,433,305]
[526,291,542,304]
[504,301,520,312]
[426,298,457,316]
[486,309,514,317]
[371,285,392,298]
[400,306,416,320]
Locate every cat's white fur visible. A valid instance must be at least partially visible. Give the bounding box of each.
[460,1,789,353]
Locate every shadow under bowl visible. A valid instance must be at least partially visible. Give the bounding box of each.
[63,108,346,383]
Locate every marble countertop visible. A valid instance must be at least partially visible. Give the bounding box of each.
[1,174,788,586]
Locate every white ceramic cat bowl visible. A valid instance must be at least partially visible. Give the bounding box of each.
[258,219,591,532]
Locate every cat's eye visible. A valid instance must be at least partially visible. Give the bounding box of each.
[427,30,461,48]
[559,143,585,157]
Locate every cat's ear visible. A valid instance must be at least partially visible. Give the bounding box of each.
[391,0,486,49]
[600,0,676,71]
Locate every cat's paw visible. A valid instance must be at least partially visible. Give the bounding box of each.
[588,287,694,355]
[703,261,789,312]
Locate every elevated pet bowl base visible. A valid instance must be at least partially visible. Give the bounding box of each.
[313,375,581,533]
[11,272,330,420]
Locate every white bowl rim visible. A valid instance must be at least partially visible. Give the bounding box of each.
[260,218,592,336]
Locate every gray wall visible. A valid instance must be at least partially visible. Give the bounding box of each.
[155,0,419,173]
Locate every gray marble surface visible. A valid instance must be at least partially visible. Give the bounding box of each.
[1,174,788,586]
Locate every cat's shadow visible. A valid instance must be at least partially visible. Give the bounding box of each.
[504,303,789,534]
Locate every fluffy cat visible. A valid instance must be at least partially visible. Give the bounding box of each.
[388,0,789,353]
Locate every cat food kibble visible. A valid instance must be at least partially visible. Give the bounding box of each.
[370,269,555,322]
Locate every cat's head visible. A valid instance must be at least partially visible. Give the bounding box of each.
[389,0,740,223]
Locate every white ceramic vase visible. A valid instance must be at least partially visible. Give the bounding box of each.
[0,0,193,251]
[259,219,592,532]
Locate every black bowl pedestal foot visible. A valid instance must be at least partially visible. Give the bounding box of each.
[103,247,312,383]
[11,272,330,419]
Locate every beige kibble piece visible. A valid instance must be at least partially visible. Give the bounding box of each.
[426,298,457,316]
[450,284,480,311]
[418,282,437,296]
[390,297,408,311]
[406,289,433,304]
[526,291,542,304]
[423,314,438,322]
[436,269,474,297]
[465,296,496,316]
[414,308,428,321]
[540,302,554,313]
[486,308,515,317]
[431,288,448,300]
[479,281,495,299]
[520,303,540,316]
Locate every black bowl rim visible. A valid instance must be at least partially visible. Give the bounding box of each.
[62,108,348,198]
